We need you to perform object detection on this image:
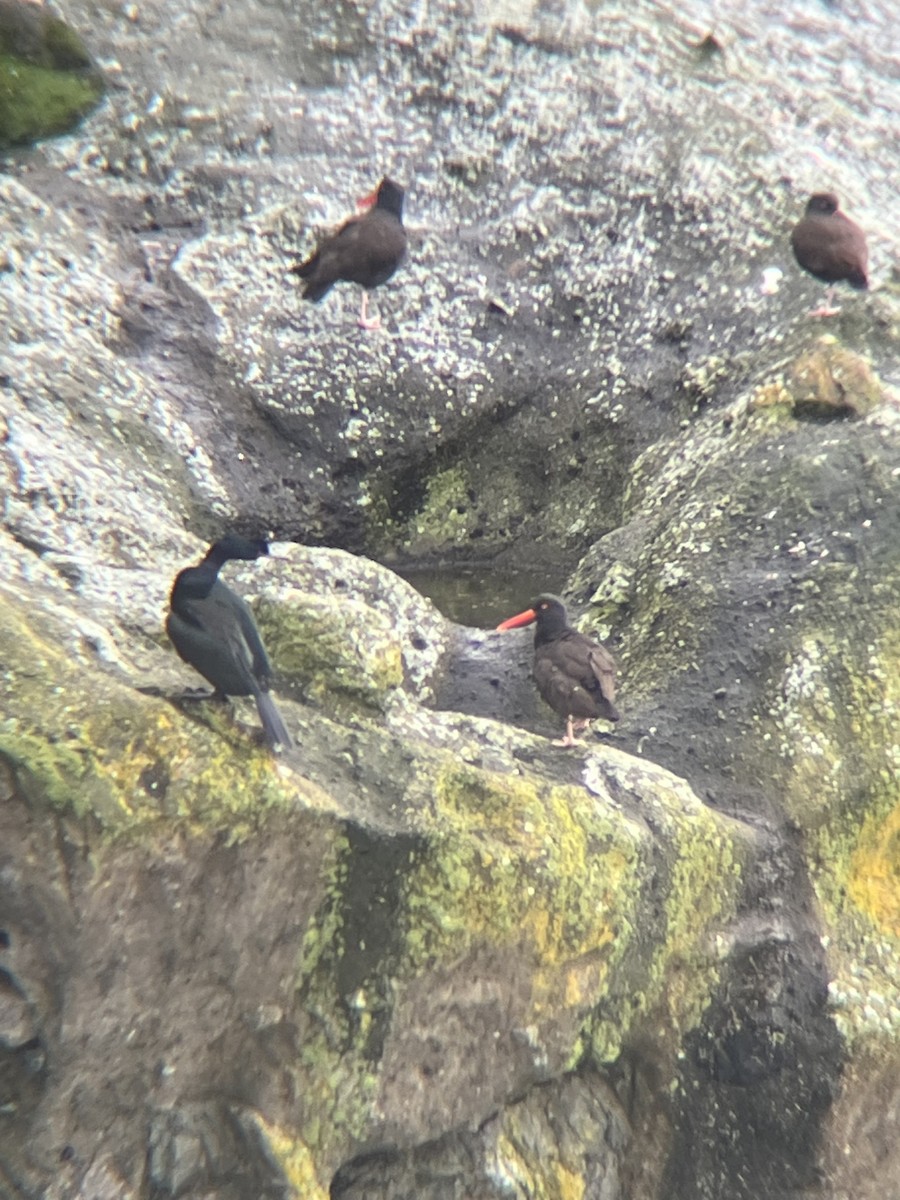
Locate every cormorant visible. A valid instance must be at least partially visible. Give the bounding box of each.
[166,535,292,749]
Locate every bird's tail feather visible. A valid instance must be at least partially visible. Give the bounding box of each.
[255,691,293,749]
[301,277,333,302]
[288,257,333,302]
[290,253,318,279]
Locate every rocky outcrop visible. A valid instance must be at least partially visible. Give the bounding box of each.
[1,547,752,1196]
[1,0,899,1197]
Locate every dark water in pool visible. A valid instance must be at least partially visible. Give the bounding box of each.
[398,564,566,628]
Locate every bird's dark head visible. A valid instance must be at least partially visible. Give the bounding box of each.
[359,177,405,219]
[496,594,569,633]
[806,192,840,216]
[206,534,270,564]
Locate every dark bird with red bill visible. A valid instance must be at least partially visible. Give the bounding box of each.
[790,192,868,318]
[290,177,407,330]
[496,594,619,748]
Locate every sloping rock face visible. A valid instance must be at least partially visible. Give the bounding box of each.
[0,554,751,1198]
[1,0,899,1198]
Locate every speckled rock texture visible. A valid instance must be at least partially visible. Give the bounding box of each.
[1,0,899,1198]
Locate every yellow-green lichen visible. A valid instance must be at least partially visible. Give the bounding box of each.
[0,592,310,842]
[847,801,900,937]
[788,337,883,419]
[249,1117,328,1200]
[257,591,403,714]
[366,463,486,558]
[289,830,383,1166]
[402,762,644,1039]
[589,560,635,614]
[490,1131,586,1200]
[772,626,900,1044]
[588,771,743,1063]
[747,338,884,423]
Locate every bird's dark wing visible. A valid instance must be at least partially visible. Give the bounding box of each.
[533,655,602,722]
[320,213,405,284]
[532,630,620,722]
[219,586,273,683]
[292,214,364,271]
[289,213,365,290]
[792,214,868,286]
[167,593,259,698]
[587,643,617,706]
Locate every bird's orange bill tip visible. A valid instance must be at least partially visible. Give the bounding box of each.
[496,609,537,631]
[357,187,379,210]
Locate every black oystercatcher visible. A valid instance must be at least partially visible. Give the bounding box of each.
[290,177,407,330]
[497,594,619,748]
[166,535,292,750]
[790,192,868,318]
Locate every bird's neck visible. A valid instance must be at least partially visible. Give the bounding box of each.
[377,196,404,221]
[202,545,230,571]
[172,561,220,603]
[534,619,569,647]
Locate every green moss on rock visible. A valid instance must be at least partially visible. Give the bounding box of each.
[787,337,883,420]
[366,464,482,559]
[250,1116,329,1200]
[766,619,900,1044]
[0,590,313,841]
[403,763,643,975]
[0,5,103,148]
[492,1130,588,1200]
[256,590,404,714]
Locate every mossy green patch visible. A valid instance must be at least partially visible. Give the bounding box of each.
[585,770,743,1063]
[787,337,883,420]
[291,828,383,1166]
[848,801,900,936]
[0,54,102,149]
[408,467,474,547]
[491,1130,587,1200]
[257,591,403,715]
[772,626,900,1042]
[654,784,741,1030]
[403,763,643,1023]
[0,2,103,147]
[0,591,306,842]
[366,463,481,558]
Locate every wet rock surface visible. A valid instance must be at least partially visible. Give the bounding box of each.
[1,0,899,1198]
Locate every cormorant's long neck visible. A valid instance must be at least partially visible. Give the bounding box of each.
[202,544,231,573]
[171,556,223,606]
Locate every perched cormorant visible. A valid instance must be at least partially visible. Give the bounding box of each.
[497,594,619,747]
[289,177,407,330]
[790,192,868,317]
[166,535,292,750]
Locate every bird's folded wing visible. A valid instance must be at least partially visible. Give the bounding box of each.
[588,645,616,702]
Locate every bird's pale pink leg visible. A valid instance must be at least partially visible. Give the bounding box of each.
[552,715,583,748]
[358,291,381,330]
[809,285,841,318]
